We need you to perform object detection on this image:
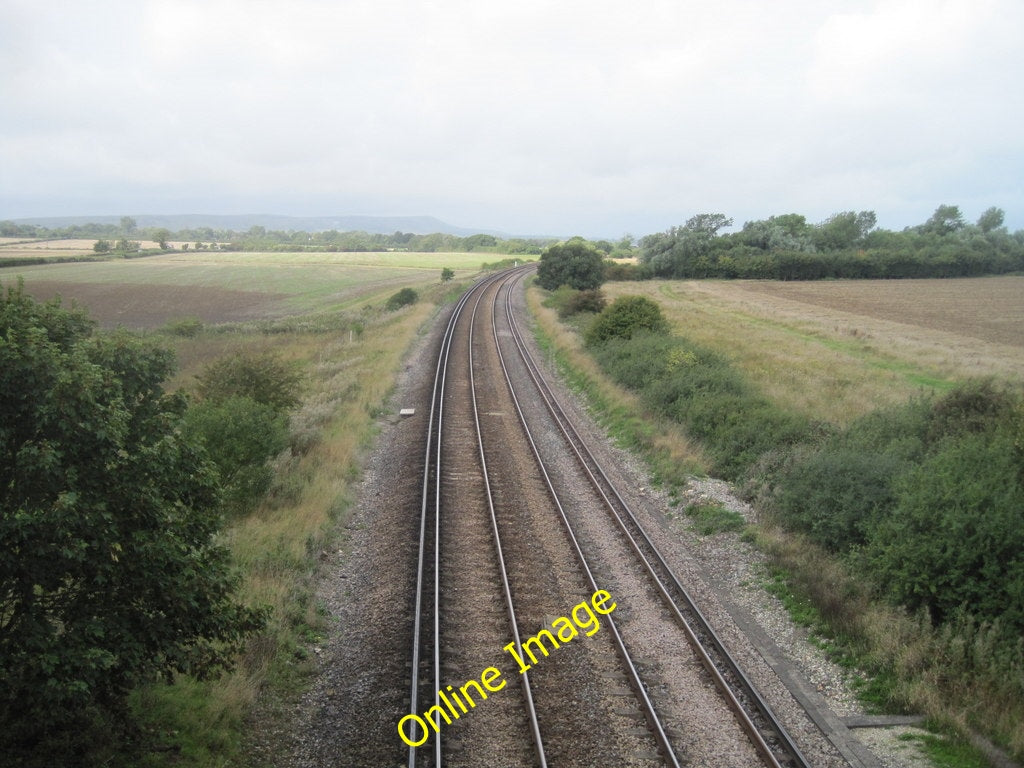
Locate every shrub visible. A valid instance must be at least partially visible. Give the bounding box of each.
[603,259,644,281]
[586,295,668,345]
[385,287,418,311]
[196,352,302,412]
[163,315,204,337]
[925,379,1016,445]
[181,396,289,515]
[867,426,1024,631]
[542,285,607,319]
[771,447,904,551]
[561,288,606,315]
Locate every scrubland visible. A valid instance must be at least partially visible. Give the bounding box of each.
[534,276,1024,766]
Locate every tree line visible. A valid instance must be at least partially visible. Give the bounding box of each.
[0,217,554,256]
[636,205,1024,280]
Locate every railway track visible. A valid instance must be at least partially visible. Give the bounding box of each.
[402,267,816,767]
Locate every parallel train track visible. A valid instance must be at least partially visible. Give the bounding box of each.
[403,267,814,767]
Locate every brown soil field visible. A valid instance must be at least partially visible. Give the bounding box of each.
[737,276,1024,348]
[16,280,288,328]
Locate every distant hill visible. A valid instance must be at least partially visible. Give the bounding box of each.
[9,213,509,237]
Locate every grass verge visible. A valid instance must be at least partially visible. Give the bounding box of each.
[526,281,705,487]
[118,289,444,766]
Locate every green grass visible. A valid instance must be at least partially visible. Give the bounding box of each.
[898,731,993,768]
[526,282,705,488]
[683,501,746,535]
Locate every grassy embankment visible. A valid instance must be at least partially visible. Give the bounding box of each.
[528,276,1024,767]
[4,250,495,765]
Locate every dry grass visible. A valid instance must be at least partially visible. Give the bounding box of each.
[603,278,1024,426]
[527,283,707,480]
[132,296,439,765]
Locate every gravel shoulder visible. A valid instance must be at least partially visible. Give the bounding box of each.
[247,281,939,767]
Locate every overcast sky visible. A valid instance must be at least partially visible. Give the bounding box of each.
[2,0,1022,237]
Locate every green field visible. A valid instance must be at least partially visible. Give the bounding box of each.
[1,250,510,324]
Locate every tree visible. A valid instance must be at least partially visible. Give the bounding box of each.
[977,206,1005,233]
[639,214,733,278]
[0,283,263,756]
[535,237,606,291]
[119,216,137,235]
[921,204,965,236]
[813,211,877,250]
[152,228,171,249]
[93,239,111,253]
[114,237,139,253]
[441,267,455,282]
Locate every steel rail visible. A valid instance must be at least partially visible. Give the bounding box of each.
[466,274,548,767]
[500,270,812,768]
[488,274,684,768]
[406,274,475,768]
[405,267,539,768]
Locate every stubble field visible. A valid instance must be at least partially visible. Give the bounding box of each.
[604,276,1024,425]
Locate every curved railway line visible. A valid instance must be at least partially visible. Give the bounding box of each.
[402,267,818,767]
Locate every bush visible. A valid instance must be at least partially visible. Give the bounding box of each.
[586,295,668,345]
[196,352,302,412]
[595,331,811,479]
[562,288,606,317]
[544,286,607,319]
[163,315,204,337]
[867,427,1024,630]
[181,396,289,515]
[603,259,645,281]
[771,447,904,551]
[385,287,418,311]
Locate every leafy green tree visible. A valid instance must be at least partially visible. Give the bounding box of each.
[119,216,137,234]
[93,239,111,253]
[441,267,455,282]
[535,237,606,291]
[0,284,264,756]
[921,204,965,236]
[152,228,171,249]
[812,211,877,250]
[114,237,139,253]
[977,206,1005,233]
[639,214,733,277]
